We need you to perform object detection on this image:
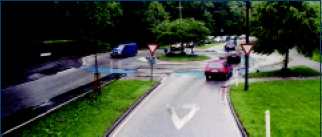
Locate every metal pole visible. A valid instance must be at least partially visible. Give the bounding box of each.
[95,53,98,74]
[244,0,250,91]
[179,0,182,20]
[245,0,250,44]
[94,53,101,94]
[244,54,249,91]
[151,61,153,81]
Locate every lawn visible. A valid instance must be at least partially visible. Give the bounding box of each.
[15,80,157,137]
[249,66,320,78]
[230,79,319,137]
[311,49,321,62]
[158,54,210,62]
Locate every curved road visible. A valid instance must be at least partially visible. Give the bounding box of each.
[110,72,242,137]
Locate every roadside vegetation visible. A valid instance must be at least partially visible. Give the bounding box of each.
[252,2,319,71]
[15,80,156,137]
[158,54,209,62]
[230,79,319,137]
[311,49,321,62]
[249,66,320,78]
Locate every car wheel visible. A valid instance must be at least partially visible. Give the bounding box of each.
[225,74,229,80]
[206,75,211,81]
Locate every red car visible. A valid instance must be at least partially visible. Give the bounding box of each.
[204,59,233,81]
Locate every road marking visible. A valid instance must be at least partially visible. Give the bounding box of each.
[167,104,200,130]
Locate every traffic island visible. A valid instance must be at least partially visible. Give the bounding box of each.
[158,54,209,62]
[249,65,320,78]
[10,80,158,137]
[229,79,319,137]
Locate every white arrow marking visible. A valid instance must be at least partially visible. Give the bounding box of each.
[167,104,200,130]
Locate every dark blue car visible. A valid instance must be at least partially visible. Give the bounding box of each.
[111,43,138,58]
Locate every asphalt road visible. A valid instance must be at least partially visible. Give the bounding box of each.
[110,72,242,137]
[1,45,306,136]
[1,51,147,133]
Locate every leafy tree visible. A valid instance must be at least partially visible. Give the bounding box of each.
[92,1,123,28]
[252,1,319,71]
[89,1,123,48]
[144,1,169,28]
[153,18,210,53]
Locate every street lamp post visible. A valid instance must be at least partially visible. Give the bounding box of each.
[241,44,253,91]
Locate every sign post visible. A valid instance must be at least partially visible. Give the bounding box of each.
[241,43,253,91]
[147,44,158,81]
[94,53,101,95]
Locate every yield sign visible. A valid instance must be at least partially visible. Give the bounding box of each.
[148,44,158,56]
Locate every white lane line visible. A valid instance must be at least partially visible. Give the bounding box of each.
[167,104,200,130]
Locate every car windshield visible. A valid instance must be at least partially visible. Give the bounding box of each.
[118,44,125,49]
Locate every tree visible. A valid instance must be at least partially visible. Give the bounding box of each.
[252,1,319,71]
[89,1,123,48]
[153,18,210,54]
[92,1,123,28]
[183,1,215,34]
[144,1,169,29]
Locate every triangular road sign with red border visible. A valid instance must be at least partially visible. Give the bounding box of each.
[148,44,158,56]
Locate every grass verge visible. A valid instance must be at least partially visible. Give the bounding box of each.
[249,65,320,78]
[15,80,156,137]
[158,54,209,62]
[197,43,223,49]
[230,79,319,137]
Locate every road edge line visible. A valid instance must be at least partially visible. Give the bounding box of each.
[103,80,161,137]
[226,87,249,137]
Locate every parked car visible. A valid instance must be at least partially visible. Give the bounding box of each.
[224,39,236,52]
[111,43,138,58]
[204,59,233,81]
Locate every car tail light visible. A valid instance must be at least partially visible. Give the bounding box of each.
[222,67,228,73]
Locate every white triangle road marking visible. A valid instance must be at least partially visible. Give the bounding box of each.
[167,104,200,130]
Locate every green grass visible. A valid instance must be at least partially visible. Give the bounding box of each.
[249,66,320,78]
[230,79,319,137]
[197,43,223,49]
[311,49,321,62]
[158,54,210,62]
[43,40,74,44]
[16,80,156,137]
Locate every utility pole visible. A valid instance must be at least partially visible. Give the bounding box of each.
[178,0,183,21]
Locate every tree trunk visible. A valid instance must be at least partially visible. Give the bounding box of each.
[283,49,289,70]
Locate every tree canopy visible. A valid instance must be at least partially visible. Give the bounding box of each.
[252,1,319,70]
[153,18,210,45]
[91,1,123,28]
[143,1,170,29]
